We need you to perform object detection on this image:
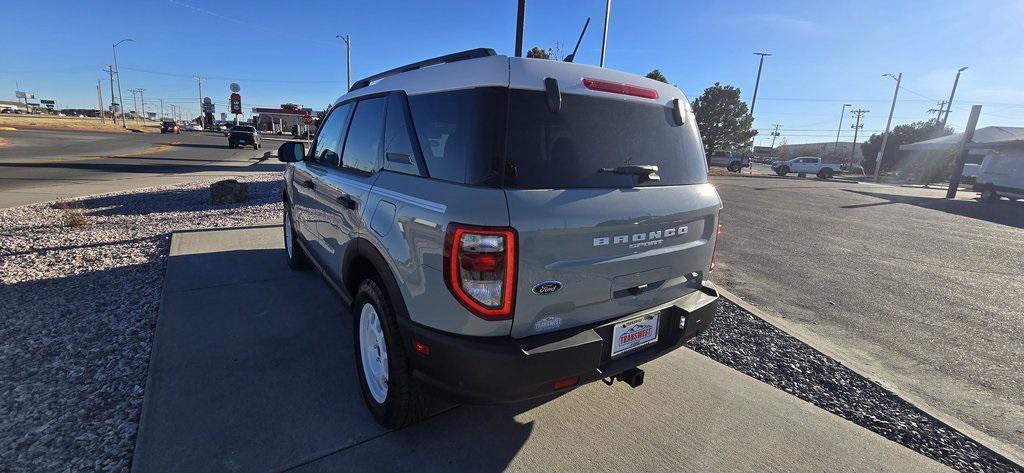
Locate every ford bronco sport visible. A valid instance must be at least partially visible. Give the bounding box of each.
[277,48,722,428]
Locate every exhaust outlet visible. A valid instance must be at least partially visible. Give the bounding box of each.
[616,367,645,388]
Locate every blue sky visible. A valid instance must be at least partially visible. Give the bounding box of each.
[2,0,1022,144]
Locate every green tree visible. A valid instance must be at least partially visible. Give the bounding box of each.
[860,119,953,173]
[526,46,551,60]
[691,82,757,153]
[645,69,668,83]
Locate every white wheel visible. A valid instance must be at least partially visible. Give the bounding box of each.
[359,302,389,404]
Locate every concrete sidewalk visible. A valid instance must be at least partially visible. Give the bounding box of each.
[132,225,949,472]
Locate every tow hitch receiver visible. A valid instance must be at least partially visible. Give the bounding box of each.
[602,367,645,388]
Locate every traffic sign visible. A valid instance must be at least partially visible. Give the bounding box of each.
[230,82,240,93]
[302,114,313,125]
[230,93,242,114]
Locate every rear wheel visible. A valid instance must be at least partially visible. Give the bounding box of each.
[354,279,430,429]
[283,207,308,269]
[817,168,834,179]
[980,187,999,202]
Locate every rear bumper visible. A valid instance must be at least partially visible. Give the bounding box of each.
[396,282,720,404]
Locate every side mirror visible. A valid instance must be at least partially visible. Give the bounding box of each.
[278,141,305,162]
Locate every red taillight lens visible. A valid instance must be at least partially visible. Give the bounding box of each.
[444,223,517,320]
[710,223,722,272]
[582,78,659,99]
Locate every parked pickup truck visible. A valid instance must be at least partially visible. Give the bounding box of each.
[772,156,840,179]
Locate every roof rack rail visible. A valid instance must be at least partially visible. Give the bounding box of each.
[349,48,497,91]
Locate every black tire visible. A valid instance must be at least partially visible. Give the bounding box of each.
[980,187,999,202]
[253,143,259,150]
[283,207,309,269]
[353,278,431,429]
[727,163,741,172]
[818,168,834,179]
[775,166,789,176]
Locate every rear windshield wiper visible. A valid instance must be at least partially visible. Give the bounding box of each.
[598,165,661,183]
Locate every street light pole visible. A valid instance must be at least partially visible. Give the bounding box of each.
[834,103,851,152]
[874,73,901,183]
[336,34,352,91]
[939,66,967,129]
[112,38,133,128]
[194,75,205,129]
[749,52,771,117]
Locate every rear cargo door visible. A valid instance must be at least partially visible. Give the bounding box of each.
[503,69,720,339]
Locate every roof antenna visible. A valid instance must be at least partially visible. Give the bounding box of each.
[563,17,590,63]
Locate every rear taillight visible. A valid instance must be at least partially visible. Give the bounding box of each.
[582,78,659,99]
[710,223,722,272]
[444,223,517,320]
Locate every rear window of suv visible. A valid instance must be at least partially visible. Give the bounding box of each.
[405,87,706,189]
[505,89,707,189]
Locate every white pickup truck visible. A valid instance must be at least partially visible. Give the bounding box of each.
[771,156,841,179]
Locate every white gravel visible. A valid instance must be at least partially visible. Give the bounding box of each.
[0,174,283,472]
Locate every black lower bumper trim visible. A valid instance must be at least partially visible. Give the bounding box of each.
[396,282,720,404]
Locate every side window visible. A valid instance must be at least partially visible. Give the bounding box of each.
[310,103,353,166]
[383,93,424,176]
[341,97,386,173]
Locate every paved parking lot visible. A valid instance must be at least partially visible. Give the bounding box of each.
[132,225,947,472]
[711,174,1024,458]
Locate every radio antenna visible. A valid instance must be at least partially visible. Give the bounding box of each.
[564,17,591,63]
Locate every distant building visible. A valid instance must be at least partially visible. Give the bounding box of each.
[0,100,30,112]
[252,104,314,134]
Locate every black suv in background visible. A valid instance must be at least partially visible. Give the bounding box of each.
[227,125,261,149]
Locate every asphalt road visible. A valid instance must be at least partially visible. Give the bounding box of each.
[0,128,284,207]
[711,174,1024,457]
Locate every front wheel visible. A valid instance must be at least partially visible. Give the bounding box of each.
[775,166,789,176]
[354,279,430,429]
[284,207,309,269]
[727,163,741,172]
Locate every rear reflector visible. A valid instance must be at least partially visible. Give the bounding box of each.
[582,78,659,99]
[553,377,579,390]
[412,340,430,356]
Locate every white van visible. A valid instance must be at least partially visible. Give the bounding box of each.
[974,151,1024,202]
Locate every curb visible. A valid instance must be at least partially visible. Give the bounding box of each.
[0,126,17,131]
[716,286,1024,468]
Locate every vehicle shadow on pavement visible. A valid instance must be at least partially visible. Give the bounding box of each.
[841,189,1024,229]
[162,143,236,149]
[74,180,282,217]
[134,244,537,473]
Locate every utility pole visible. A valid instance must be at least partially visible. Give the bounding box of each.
[927,101,947,121]
[834,103,852,152]
[112,38,133,128]
[514,0,526,57]
[599,0,611,67]
[940,67,967,129]
[946,105,982,199]
[336,34,352,90]
[159,98,164,120]
[874,73,901,182]
[106,66,116,122]
[849,109,868,167]
[129,88,140,124]
[96,80,105,124]
[138,88,146,121]
[194,75,205,129]
[749,52,771,117]
[769,124,782,148]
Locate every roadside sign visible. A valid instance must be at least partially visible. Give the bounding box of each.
[202,97,215,113]
[230,82,240,93]
[230,93,242,114]
[302,114,313,125]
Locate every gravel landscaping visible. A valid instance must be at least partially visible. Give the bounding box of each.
[690,299,1023,473]
[0,174,282,472]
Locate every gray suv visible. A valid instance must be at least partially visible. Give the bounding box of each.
[277,48,722,428]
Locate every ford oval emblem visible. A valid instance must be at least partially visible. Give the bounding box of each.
[533,281,563,295]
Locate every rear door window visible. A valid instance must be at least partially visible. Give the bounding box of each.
[341,97,386,173]
[505,90,707,189]
[383,93,424,177]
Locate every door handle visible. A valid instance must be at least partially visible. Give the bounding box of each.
[302,179,315,189]
[336,194,358,210]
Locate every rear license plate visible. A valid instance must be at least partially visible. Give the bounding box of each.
[611,312,660,358]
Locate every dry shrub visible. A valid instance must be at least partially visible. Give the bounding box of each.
[56,201,90,228]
